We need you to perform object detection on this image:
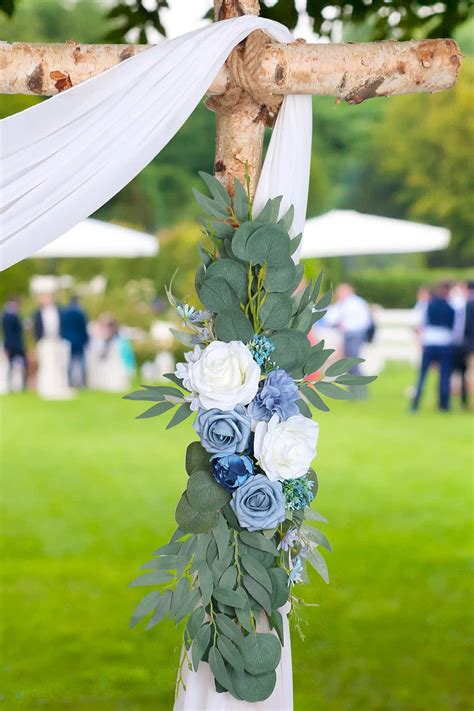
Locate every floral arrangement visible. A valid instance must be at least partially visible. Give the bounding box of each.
[125,173,374,703]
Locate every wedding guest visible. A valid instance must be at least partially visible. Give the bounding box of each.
[1,296,27,390]
[450,282,468,408]
[33,292,72,400]
[62,296,89,388]
[463,280,474,409]
[88,314,135,392]
[411,282,455,412]
[325,283,372,372]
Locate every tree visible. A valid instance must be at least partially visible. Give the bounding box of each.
[0,0,470,42]
[351,59,474,267]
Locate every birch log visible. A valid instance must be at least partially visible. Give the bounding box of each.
[0,38,460,101]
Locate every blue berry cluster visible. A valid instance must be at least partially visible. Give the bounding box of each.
[247,334,275,371]
[282,475,315,511]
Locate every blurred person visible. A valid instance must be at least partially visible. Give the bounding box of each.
[88,314,135,392]
[411,282,455,413]
[33,292,72,400]
[325,283,372,372]
[62,296,89,388]
[1,296,27,390]
[463,280,474,409]
[450,282,468,408]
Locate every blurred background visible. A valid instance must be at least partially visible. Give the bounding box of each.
[0,1,473,709]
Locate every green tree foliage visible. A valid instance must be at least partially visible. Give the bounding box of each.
[0,0,469,41]
[351,60,474,267]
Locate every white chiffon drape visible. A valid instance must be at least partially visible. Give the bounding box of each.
[0,16,312,270]
[175,604,293,711]
[0,14,313,710]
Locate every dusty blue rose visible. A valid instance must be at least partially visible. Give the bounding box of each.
[194,405,251,455]
[212,454,254,492]
[249,369,299,422]
[230,474,286,531]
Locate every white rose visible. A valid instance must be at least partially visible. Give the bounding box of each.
[254,414,319,481]
[187,341,260,411]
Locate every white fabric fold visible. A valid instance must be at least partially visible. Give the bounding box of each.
[0,15,312,270]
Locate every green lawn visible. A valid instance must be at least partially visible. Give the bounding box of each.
[1,365,472,710]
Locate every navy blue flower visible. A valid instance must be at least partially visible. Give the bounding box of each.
[212,454,254,492]
[249,368,299,422]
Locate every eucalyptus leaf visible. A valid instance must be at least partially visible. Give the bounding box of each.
[205,259,248,300]
[302,526,332,552]
[198,563,214,606]
[300,384,330,412]
[163,372,186,388]
[304,348,335,375]
[239,531,278,556]
[199,171,231,207]
[215,309,254,343]
[130,590,162,628]
[166,402,192,429]
[213,515,231,559]
[259,293,292,330]
[186,606,205,641]
[141,556,178,571]
[169,327,195,347]
[306,547,330,584]
[209,647,234,693]
[186,470,231,512]
[272,329,311,373]
[268,568,290,609]
[233,179,249,223]
[316,290,333,310]
[185,442,210,476]
[216,614,246,647]
[175,493,218,534]
[170,577,190,618]
[315,381,352,400]
[240,632,281,674]
[219,566,237,590]
[292,305,313,333]
[235,606,254,633]
[278,204,294,232]
[231,668,277,703]
[246,224,291,267]
[242,575,272,615]
[192,623,212,671]
[335,374,377,385]
[231,221,256,261]
[199,277,240,313]
[268,610,285,646]
[296,396,313,418]
[325,357,364,376]
[129,571,173,587]
[145,590,172,630]
[217,636,245,674]
[213,587,248,609]
[255,195,283,223]
[193,188,229,218]
[240,555,272,593]
[290,232,302,255]
[264,259,296,294]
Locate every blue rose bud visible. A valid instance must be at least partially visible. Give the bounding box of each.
[194,405,251,455]
[230,474,286,531]
[212,454,254,492]
[249,368,299,422]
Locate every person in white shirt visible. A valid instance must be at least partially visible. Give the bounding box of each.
[325,283,372,373]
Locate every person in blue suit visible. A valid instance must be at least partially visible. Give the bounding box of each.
[62,296,89,388]
[2,296,27,390]
[411,282,456,412]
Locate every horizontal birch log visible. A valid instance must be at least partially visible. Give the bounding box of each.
[0,36,461,102]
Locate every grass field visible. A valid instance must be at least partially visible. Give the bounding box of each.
[0,365,472,710]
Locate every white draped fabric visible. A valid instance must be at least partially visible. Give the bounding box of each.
[0,15,312,270]
[0,14,313,710]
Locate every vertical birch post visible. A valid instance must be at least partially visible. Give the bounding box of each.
[210,0,268,197]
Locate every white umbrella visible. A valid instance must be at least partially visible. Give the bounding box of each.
[33,218,159,258]
[301,210,450,258]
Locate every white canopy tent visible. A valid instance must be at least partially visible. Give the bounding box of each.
[301,210,450,258]
[32,218,159,259]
